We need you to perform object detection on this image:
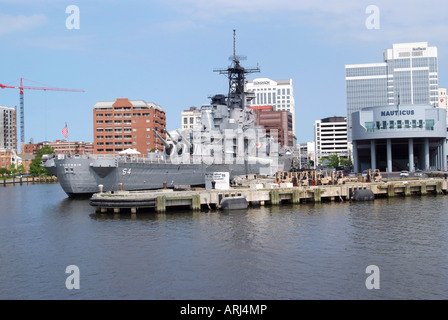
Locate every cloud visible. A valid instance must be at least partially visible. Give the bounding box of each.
[157,0,448,44]
[0,14,47,36]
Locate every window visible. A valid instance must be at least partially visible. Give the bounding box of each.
[365,122,374,133]
[397,120,402,129]
[412,120,416,128]
[382,121,387,129]
[426,120,434,130]
[405,120,410,128]
[389,120,394,129]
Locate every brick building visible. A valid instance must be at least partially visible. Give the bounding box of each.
[250,105,294,147]
[93,98,166,155]
[24,140,94,156]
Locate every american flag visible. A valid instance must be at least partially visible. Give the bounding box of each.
[62,123,68,138]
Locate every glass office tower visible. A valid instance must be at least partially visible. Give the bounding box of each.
[345,42,438,140]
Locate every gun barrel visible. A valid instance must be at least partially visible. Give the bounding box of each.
[153,130,172,150]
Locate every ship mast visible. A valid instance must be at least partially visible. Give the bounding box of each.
[213,29,260,109]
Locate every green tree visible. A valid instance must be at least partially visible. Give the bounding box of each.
[9,163,18,176]
[0,168,10,178]
[29,145,55,177]
[339,155,353,167]
[17,163,25,174]
[320,154,340,168]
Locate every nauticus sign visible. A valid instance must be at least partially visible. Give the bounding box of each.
[380,110,415,117]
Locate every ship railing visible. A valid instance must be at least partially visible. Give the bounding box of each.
[79,153,198,164]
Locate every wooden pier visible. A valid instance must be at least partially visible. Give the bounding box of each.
[90,178,448,214]
[2,176,58,186]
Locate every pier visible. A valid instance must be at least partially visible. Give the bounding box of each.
[90,178,448,214]
[2,176,58,186]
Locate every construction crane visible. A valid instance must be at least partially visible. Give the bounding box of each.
[0,77,85,149]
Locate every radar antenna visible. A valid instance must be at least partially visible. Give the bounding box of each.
[213,29,260,108]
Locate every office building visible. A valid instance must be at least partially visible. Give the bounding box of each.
[314,116,350,166]
[250,106,294,147]
[0,106,17,151]
[181,106,202,130]
[246,78,296,133]
[93,98,166,155]
[346,42,439,140]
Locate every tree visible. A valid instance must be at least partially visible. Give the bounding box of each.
[340,155,353,167]
[29,145,55,177]
[0,168,10,178]
[17,163,25,174]
[320,154,340,168]
[9,163,18,176]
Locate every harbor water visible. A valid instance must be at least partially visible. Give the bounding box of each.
[1,183,448,300]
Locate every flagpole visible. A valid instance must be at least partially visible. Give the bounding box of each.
[67,123,72,156]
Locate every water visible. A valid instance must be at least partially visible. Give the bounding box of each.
[1,183,448,300]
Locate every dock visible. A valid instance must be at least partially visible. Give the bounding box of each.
[90,178,448,214]
[2,176,58,186]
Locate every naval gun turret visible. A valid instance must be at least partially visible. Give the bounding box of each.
[153,129,174,155]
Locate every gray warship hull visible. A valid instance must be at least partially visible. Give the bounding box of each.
[43,155,285,197]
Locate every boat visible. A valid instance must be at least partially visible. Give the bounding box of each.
[42,31,297,197]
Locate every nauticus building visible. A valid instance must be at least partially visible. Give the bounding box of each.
[345,42,439,141]
[351,104,447,173]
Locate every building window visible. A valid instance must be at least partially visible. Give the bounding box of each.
[397,120,402,129]
[405,120,410,128]
[365,122,374,133]
[426,120,434,130]
[389,120,394,129]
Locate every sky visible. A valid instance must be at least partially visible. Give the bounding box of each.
[1,0,448,146]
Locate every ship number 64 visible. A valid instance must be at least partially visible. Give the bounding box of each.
[122,168,131,175]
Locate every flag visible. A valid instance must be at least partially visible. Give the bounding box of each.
[62,123,68,138]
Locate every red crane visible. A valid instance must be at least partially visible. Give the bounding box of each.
[0,77,85,148]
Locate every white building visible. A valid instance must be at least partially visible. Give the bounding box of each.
[314,116,350,167]
[246,78,296,134]
[299,142,315,169]
[181,106,202,130]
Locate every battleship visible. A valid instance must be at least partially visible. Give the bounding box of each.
[42,31,297,197]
